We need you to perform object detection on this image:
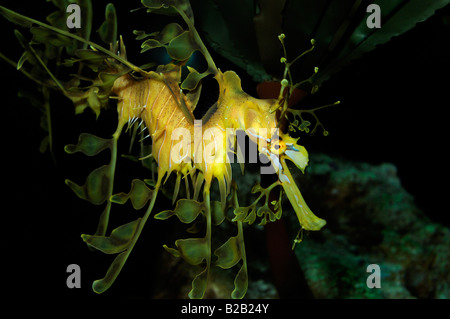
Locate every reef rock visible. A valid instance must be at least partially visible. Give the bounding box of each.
[289,153,450,298]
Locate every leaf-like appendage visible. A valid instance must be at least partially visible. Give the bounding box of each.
[16,51,31,70]
[30,26,73,47]
[215,221,249,299]
[251,182,263,194]
[99,71,126,88]
[154,199,204,223]
[133,29,157,41]
[140,23,184,53]
[0,5,33,27]
[257,203,279,224]
[244,209,257,225]
[65,165,111,205]
[181,68,201,89]
[157,22,185,43]
[46,2,71,29]
[232,206,255,224]
[46,0,92,54]
[64,133,112,156]
[181,66,210,91]
[110,179,154,210]
[231,264,248,299]
[14,28,31,49]
[175,237,208,265]
[188,267,208,299]
[92,251,128,294]
[97,3,117,49]
[82,218,142,254]
[75,49,109,63]
[167,31,198,61]
[184,67,203,110]
[214,236,241,269]
[141,0,194,23]
[235,181,282,226]
[163,244,181,258]
[140,39,163,53]
[210,200,224,226]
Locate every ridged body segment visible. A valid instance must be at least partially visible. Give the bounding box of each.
[112,72,195,181]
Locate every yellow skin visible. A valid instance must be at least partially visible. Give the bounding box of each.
[112,65,326,232]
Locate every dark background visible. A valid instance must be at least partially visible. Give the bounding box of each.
[1,0,449,301]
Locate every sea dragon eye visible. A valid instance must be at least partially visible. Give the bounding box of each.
[270,140,286,155]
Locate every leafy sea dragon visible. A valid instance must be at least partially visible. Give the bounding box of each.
[0,0,332,298]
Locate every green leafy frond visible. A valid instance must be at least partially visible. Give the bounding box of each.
[286,101,340,136]
[232,181,282,226]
